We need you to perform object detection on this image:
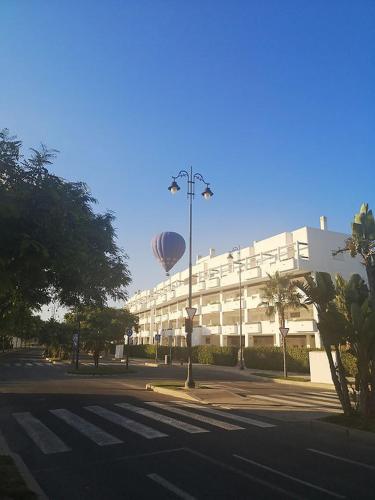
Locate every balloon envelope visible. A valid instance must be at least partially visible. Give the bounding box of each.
[151,232,186,274]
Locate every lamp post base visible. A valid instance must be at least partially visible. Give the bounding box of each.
[239,360,245,370]
[185,379,196,389]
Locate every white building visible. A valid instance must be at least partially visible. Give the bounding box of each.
[127,217,364,349]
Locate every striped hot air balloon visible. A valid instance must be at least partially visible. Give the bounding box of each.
[151,232,186,275]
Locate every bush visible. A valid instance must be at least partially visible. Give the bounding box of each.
[243,346,311,373]
[193,345,238,366]
[341,351,357,377]
[127,344,237,365]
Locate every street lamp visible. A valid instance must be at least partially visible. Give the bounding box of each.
[227,246,245,370]
[168,167,213,388]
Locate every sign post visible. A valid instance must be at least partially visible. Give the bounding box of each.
[279,327,289,379]
[124,329,133,369]
[155,332,161,362]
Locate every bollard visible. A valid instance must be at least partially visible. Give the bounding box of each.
[164,355,168,365]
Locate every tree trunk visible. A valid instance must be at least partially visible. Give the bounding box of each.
[323,341,351,415]
[334,345,352,413]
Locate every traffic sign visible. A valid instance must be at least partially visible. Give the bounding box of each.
[72,333,79,348]
[126,329,133,337]
[155,334,161,342]
[279,327,289,337]
[185,307,197,320]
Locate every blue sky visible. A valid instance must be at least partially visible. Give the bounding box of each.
[1,0,374,300]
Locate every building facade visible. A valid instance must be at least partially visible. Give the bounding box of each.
[127,218,364,349]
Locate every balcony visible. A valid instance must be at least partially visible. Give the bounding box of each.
[204,326,222,335]
[220,274,237,287]
[243,322,262,334]
[207,277,220,288]
[193,281,206,292]
[243,267,261,280]
[169,310,182,321]
[222,299,242,312]
[222,325,238,334]
[175,285,189,297]
[286,320,317,333]
[201,303,221,314]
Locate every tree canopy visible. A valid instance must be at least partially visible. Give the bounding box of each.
[0,128,131,328]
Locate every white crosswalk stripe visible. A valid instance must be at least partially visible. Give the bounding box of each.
[115,403,209,434]
[173,402,276,428]
[146,402,244,431]
[50,409,123,446]
[250,394,316,407]
[286,393,341,408]
[14,412,70,454]
[85,405,167,439]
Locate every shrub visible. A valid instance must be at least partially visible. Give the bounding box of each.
[341,351,357,377]
[243,346,311,373]
[193,345,238,366]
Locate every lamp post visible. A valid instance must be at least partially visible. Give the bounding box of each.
[168,167,213,388]
[227,246,245,370]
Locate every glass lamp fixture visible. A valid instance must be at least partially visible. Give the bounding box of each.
[168,180,180,194]
[202,185,213,199]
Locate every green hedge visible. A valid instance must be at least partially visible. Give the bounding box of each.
[127,344,237,366]
[243,346,311,373]
[193,345,238,366]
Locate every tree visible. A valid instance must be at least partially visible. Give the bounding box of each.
[259,271,305,378]
[333,274,375,416]
[295,272,352,415]
[65,307,138,367]
[334,203,375,305]
[0,129,131,342]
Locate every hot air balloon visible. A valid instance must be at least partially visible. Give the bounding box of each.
[151,232,186,276]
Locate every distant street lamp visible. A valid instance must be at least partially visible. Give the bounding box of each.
[168,167,213,388]
[227,246,245,370]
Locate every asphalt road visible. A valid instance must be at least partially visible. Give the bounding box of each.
[0,349,374,500]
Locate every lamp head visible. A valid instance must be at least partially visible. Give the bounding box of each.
[227,252,234,262]
[202,185,213,199]
[168,180,180,194]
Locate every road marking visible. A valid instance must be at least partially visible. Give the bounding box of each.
[250,394,316,407]
[184,448,301,499]
[174,402,275,428]
[50,409,122,446]
[307,448,375,471]
[15,363,21,367]
[305,392,339,401]
[115,403,208,434]
[147,473,196,500]
[13,412,70,454]
[287,393,340,408]
[85,406,167,439]
[35,362,45,366]
[25,363,34,366]
[233,454,346,499]
[147,402,244,430]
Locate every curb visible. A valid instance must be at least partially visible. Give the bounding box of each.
[0,430,48,500]
[309,418,375,445]
[249,374,335,389]
[146,384,204,403]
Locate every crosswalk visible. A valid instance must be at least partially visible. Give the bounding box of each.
[0,361,56,368]
[233,389,342,412]
[12,401,276,455]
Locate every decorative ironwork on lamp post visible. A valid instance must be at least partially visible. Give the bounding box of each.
[227,246,245,370]
[168,167,213,388]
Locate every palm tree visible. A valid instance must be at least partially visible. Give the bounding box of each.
[259,271,305,378]
[334,203,375,305]
[295,272,352,415]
